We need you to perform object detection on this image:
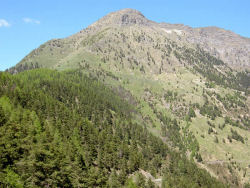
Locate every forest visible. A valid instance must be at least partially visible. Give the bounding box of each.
[0,69,227,187]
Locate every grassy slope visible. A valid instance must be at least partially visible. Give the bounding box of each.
[78,55,250,185]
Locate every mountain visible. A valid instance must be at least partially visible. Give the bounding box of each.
[10,8,250,72]
[4,8,250,187]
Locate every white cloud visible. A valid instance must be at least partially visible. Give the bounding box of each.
[23,17,40,24]
[0,19,10,27]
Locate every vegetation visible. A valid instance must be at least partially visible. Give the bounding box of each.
[4,12,250,186]
[0,69,226,187]
[230,128,245,144]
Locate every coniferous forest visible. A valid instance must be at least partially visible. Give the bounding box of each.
[0,69,226,187]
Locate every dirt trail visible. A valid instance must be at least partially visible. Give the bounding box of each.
[205,160,225,165]
[140,169,162,187]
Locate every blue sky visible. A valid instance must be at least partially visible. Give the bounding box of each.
[0,0,250,71]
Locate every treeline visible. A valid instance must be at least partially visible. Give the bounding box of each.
[0,69,225,187]
[173,44,249,92]
[6,62,40,74]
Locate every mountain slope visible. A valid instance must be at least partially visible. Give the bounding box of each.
[10,9,250,72]
[6,8,250,187]
[0,69,225,187]
[160,23,250,70]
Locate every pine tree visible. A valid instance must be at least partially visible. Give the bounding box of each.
[0,105,7,126]
[147,178,155,188]
[136,173,146,188]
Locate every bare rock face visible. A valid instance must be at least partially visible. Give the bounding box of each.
[157,23,250,70]
[118,9,149,25]
[186,27,250,70]
[89,8,153,28]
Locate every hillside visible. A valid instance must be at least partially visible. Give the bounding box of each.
[5,8,250,187]
[0,69,225,187]
[10,9,250,72]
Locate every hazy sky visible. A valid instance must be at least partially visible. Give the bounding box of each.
[0,0,249,71]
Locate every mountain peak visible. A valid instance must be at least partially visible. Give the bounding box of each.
[90,8,151,27]
[114,8,144,17]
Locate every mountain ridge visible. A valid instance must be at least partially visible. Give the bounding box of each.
[10,8,250,72]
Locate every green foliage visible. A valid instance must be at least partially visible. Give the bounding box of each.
[200,104,221,120]
[173,45,245,91]
[205,82,215,88]
[230,128,244,143]
[125,178,138,188]
[214,136,219,143]
[135,173,146,188]
[164,90,177,102]
[186,107,196,121]
[1,167,23,188]
[147,178,155,188]
[195,153,203,162]
[161,153,225,188]
[0,69,225,187]
[0,105,7,126]
[236,71,250,91]
[208,127,213,134]
[225,116,243,128]
[244,182,250,188]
